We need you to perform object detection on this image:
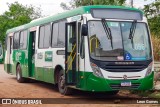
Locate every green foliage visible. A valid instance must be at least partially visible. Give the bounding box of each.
[60,0,126,10]
[74,0,126,6]
[0,2,41,44]
[143,0,160,36]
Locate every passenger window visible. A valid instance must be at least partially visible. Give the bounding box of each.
[23,30,28,49]
[52,23,58,47]
[43,24,51,48]
[39,24,51,48]
[58,20,66,47]
[20,31,24,49]
[20,30,28,49]
[13,32,20,49]
[52,20,66,48]
[39,26,45,48]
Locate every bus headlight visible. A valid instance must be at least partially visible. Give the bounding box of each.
[90,62,103,78]
[145,62,153,77]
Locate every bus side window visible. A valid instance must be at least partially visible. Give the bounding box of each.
[52,23,58,47]
[52,19,66,48]
[20,30,28,50]
[13,32,20,49]
[58,20,66,47]
[10,37,12,54]
[38,24,51,49]
[5,36,8,51]
[32,32,36,50]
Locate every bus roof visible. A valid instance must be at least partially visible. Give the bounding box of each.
[6,5,142,34]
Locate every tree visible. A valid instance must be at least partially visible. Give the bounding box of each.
[143,0,160,36]
[60,0,126,10]
[143,0,160,61]
[0,2,42,43]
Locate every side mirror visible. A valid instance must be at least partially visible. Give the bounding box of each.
[81,24,88,36]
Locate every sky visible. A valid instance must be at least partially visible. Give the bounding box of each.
[0,0,156,16]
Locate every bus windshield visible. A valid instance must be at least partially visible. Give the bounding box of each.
[88,21,151,61]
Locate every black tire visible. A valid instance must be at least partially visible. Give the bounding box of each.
[16,64,25,83]
[58,70,73,95]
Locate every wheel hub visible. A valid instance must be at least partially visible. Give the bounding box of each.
[60,75,65,89]
[17,71,20,80]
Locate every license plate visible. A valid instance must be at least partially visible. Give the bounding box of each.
[121,81,131,87]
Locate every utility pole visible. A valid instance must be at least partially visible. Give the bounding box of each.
[130,0,133,7]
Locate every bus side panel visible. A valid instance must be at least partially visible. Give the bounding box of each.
[35,50,54,83]
[4,36,13,74]
[35,67,43,81]
[0,45,3,63]
[42,51,54,83]
[12,50,19,75]
[11,49,29,77]
[4,37,9,73]
[18,50,28,77]
[43,68,54,83]
[34,25,55,84]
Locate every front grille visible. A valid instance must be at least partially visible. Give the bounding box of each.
[110,83,140,90]
[104,65,145,72]
[90,59,152,72]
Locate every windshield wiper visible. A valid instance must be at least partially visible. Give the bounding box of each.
[101,19,113,49]
[129,20,137,49]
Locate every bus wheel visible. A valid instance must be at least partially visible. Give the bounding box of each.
[16,64,25,83]
[58,70,73,95]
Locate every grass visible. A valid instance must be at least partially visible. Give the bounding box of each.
[130,90,153,97]
[148,91,160,98]
[151,35,160,61]
[130,90,160,98]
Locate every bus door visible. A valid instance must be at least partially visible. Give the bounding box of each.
[6,34,13,73]
[9,37,13,72]
[29,27,36,77]
[65,22,78,85]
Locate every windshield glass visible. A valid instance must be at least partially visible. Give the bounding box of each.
[88,21,151,61]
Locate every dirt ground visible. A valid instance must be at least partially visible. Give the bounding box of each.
[0,64,158,107]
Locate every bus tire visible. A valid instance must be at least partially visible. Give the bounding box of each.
[58,70,73,95]
[16,64,25,83]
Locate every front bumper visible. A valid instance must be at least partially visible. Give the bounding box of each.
[85,72,154,92]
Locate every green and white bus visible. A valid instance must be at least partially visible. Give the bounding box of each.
[4,5,154,95]
[0,43,3,63]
